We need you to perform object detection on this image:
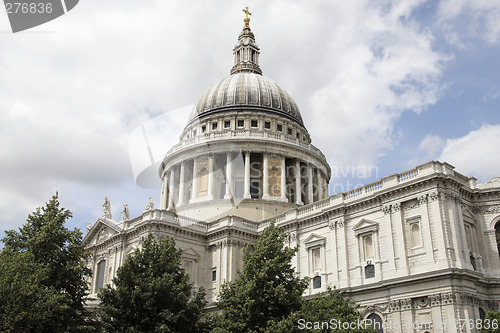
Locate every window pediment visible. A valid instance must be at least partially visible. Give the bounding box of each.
[353,219,379,236]
[462,207,476,224]
[304,233,326,249]
[182,248,200,261]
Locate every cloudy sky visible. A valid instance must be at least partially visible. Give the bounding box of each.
[0,0,499,237]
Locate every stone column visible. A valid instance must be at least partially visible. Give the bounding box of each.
[262,152,270,199]
[307,164,314,204]
[207,153,214,200]
[178,162,185,206]
[295,160,303,205]
[168,168,175,210]
[191,158,198,202]
[224,152,233,199]
[317,169,323,201]
[244,151,251,199]
[280,156,287,201]
[160,174,168,209]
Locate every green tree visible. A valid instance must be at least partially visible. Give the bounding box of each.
[480,311,500,333]
[98,234,206,333]
[0,193,94,332]
[211,222,309,333]
[268,288,375,332]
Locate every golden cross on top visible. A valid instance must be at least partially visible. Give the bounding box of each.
[243,7,251,19]
[242,7,251,29]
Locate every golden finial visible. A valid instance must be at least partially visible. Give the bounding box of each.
[242,7,251,29]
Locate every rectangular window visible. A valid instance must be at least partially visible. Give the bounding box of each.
[212,269,217,282]
[288,127,293,135]
[277,124,283,132]
[264,121,271,129]
[312,248,321,272]
[224,120,231,128]
[212,122,218,130]
[95,260,106,293]
[237,119,244,128]
[251,119,258,128]
[201,125,206,133]
[363,235,374,260]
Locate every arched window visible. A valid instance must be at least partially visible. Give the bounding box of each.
[410,223,422,247]
[95,260,106,293]
[313,276,321,289]
[367,313,383,333]
[479,307,486,321]
[495,222,500,258]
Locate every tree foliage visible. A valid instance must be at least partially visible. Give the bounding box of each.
[268,288,375,332]
[98,234,206,333]
[0,193,93,332]
[211,222,308,332]
[480,311,500,333]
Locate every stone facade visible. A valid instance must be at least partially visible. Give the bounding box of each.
[83,15,500,333]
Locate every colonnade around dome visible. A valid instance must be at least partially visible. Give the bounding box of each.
[159,149,329,221]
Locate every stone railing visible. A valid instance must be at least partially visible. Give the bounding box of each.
[258,161,471,230]
[164,129,326,161]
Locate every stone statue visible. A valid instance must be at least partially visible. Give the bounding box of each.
[145,197,154,211]
[102,197,112,219]
[86,221,92,234]
[121,204,129,221]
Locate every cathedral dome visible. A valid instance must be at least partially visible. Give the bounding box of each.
[189,72,304,126]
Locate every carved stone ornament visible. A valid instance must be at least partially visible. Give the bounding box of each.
[418,195,427,205]
[414,297,429,309]
[402,199,419,210]
[328,218,344,230]
[383,205,391,215]
[441,292,457,305]
[97,227,109,243]
[476,205,500,214]
[388,300,400,312]
[429,294,441,306]
[400,298,412,310]
[393,202,401,212]
[429,191,439,201]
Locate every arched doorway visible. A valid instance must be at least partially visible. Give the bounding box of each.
[366,313,384,333]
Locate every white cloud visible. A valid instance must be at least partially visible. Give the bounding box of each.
[439,124,500,182]
[438,0,500,44]
[289,1,448,178]
[418,134,446,159]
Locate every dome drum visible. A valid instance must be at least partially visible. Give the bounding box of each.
[159,149,330,222]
